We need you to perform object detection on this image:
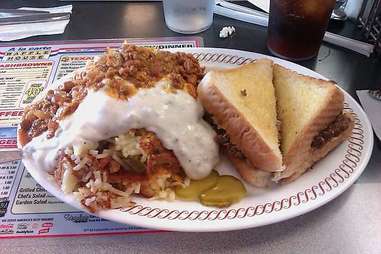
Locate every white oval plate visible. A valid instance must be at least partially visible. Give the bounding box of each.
[22,48,374,232]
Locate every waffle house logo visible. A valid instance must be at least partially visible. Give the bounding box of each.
[3,47,51,61]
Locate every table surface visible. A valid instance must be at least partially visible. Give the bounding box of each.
[1,1,380,253]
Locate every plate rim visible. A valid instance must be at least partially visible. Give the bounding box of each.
[21,47,374,232]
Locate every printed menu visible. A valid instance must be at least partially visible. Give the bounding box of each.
[0,37,202,238]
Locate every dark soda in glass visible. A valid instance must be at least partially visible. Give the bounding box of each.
[267,0,336,61]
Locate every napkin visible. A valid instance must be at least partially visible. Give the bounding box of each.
[0,5,72,41]
[357,90,381,141]
[247,0,269,12]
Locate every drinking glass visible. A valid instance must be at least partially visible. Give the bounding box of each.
[267,0,336,61]
[163,0,215,34]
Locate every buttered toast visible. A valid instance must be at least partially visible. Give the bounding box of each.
[198,59,354,186]
[273,64,354,182]
[198,59,282,186]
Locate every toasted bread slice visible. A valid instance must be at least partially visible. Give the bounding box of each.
[198,59,282,172]
[276,113,354,183]
[273,64,353,182]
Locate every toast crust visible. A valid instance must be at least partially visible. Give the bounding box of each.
[233,113,354,185]
[278,113,354,183]
[274,64,353,181]
[198,60,283,172]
